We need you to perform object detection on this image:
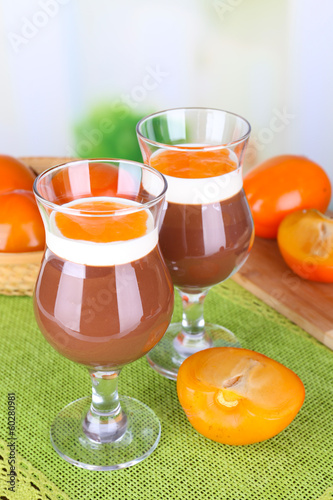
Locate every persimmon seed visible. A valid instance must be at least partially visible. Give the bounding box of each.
[216,391,239,408]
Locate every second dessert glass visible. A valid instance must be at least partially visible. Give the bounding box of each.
[137,108,254,380]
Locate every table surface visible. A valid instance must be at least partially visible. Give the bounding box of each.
[232,234,333,350]
[0,279,332,500]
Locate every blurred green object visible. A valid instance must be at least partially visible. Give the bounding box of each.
[73,103,147,162]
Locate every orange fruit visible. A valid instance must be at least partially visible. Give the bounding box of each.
[0,155,36,195]
[177,347,305,445]
[243,155,331,239]
[0,190,45,252]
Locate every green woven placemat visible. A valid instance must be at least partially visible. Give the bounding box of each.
[0,280,332,500]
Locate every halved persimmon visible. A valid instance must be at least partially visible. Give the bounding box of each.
[0,190,45,252]
[277,209,333,282]
[177,347,305,445]
[0,155,36,195]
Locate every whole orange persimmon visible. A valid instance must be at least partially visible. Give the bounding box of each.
[177,347,305,445]
[0,190,45,252]
[243,155,331,239]
[277,209,333,282]
[0,154,36,194]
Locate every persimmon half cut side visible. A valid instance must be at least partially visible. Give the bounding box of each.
[177,347,305,445]
[277,209,333,282]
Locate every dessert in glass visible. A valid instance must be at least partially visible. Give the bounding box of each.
[33,159,174,470]
[137,108,254,380]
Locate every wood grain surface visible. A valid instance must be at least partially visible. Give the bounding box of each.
[22,156,75,174]
[232,237,333,350]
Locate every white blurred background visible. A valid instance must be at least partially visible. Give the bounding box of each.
[0,0,332,204]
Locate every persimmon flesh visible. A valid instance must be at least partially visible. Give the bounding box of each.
[177,347,305,445]
[277,209,333,282]
[0,190,45,252]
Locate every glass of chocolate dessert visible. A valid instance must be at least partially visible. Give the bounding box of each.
[33,159,174,470]
[137,108,254,380]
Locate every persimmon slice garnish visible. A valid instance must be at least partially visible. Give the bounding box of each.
[150,149,237,179]
[55,199,149,243]
[177,347,305,445]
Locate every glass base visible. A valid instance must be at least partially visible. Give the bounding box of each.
[50,396,161,471]
[146,322,240,381]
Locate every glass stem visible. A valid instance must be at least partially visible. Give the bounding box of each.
[82,369,127,444]
[173,289,212,357]
[180,289,207,335]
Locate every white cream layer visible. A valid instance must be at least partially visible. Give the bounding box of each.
[46,197,157,266]
[151,147,243,205]
[164,168,242,205]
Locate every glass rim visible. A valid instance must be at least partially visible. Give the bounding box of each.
[136,107,251,151]
[33,158,168,217]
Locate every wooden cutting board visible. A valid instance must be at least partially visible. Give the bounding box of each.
[23,158,333,350]
[232,236,333,350]
[22,156,75,174]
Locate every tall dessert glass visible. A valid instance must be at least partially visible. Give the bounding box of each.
[33,159,174,470]
[137,108,254,380]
